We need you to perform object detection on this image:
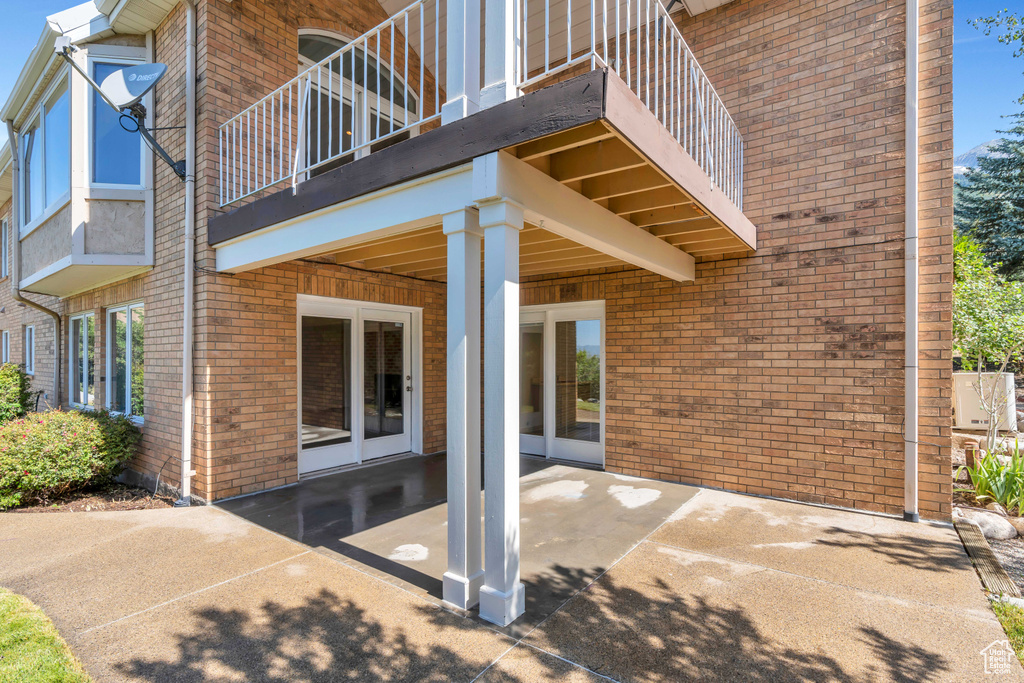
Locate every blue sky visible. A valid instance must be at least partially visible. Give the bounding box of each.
[954,0,1024,155]
[0,1,1020,156]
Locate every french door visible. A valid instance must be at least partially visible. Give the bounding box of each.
[298,296,415,475]
[519,301,605,466]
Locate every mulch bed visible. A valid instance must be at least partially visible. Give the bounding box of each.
[6,483,176,513]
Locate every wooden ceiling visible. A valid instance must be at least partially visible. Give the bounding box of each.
[321,119,749,281]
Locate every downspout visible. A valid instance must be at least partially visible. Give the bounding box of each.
[174,0,197,507]
[5,120,62,408]
[904,0,920,523]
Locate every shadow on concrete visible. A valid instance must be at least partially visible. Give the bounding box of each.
[112,589,527,683]
[815,527,968,573]
[521,564,951,683]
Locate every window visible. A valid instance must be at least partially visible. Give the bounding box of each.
[22,78,70,224]
[70,314,95,407]
[1,331,9,363]
[107,303,143,418]
[1,219,7,278]
[92,62,143,186]
[24,326,35,375]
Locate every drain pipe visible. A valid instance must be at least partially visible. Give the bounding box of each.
[903,0,920,523]
[174,0,197,507]
[4,120,62,408]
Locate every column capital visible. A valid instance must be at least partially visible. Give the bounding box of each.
[477,199,524,231]
[442,208,483,237]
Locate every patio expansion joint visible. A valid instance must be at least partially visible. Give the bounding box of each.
[642,538,1000,623]
[79,550,312,636]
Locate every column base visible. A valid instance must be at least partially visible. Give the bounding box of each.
[443,570,484,610]
[479,582,526,626]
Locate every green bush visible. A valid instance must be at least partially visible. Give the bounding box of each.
[0,363,36,424]
[0,410,141,509]
[958,441,1024,512]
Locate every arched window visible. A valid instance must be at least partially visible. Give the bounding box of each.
[298,30,418,174]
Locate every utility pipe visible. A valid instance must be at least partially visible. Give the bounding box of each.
[903,0,920,523]
[4,120,62,408]
[175,0,197,507]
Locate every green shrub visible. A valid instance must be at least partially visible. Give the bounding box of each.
[0,363,36,424]
[0,410,141,509]
[958,441,1024,512]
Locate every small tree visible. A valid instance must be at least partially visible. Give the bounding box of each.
[969,11,1024,105]
[954,241,1024,451]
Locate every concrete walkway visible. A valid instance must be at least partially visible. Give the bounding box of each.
[0,474,1019,682]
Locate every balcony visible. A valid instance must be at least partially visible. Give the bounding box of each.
[210,0,755,275]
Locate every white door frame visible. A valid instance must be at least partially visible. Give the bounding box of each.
[297,294,423,475]
[519,300,605,467]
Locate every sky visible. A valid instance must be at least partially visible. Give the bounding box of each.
[0,0,70,148]
[0,1,1020,155]
[954,0,1024,156]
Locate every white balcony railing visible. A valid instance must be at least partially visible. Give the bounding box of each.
[218,0,742,210]
[218,0,445,206]
[517,0,743,209]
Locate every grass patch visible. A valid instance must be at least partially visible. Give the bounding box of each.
[576,400,600,413]
[993,599,1024,663]
[0,587,91,682]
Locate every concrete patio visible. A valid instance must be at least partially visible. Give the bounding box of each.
[0,455,1019,682]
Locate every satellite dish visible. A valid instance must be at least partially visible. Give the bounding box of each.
[97,63,168,110]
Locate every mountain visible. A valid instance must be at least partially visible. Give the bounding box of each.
[955,139,1005,182]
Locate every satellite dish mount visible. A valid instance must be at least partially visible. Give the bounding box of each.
[54,36,185,180]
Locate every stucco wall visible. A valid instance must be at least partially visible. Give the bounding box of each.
[84,199,146,255]
[20,202,72,281]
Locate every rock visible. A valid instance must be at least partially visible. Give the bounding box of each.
[962,509,1019,540]
[987,502,1010,517]
[1008,516,1024,537]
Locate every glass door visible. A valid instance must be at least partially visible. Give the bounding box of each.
[361,310,412,460]
[519,302,605,466]
[298,298,415,475]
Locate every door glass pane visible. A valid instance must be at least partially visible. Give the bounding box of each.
[85,316,95,406]
[555,319,600,443]
[364,320,404,440]
[301,317,352,449]
[71,318,82,403]
[110,310,128,414]
[520,323,544,436]
[130,307,144,417]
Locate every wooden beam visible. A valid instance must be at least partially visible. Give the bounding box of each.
[519,256,624,275]
[608,186,692,216]
[521,245,609,266]
[331,230,444,261]
[647,217,721,238]
[513,122,615,161]
[579,166,671,201]
[630,205,707,228]
[688,240,753,256]
[667,230,734,248]
[549,138,646,183]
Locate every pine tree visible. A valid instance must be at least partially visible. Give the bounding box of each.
[955,114,1024,279]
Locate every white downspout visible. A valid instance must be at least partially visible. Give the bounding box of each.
[175,0,197,507]
[904,0,920,523]
[5,120,62,408]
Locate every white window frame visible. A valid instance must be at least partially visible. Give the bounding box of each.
[106,301,144,421]
[2,331,9,364]
[69,313,96,408]
[1,219,8,279]
[24,325,35,375]
[87,54,146,191]
[19,71,71,237]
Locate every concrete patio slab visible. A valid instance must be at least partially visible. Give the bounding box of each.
[477,645,607,682]
[526,539,1022,683]
[72,550,511,683]
[0,507,304,633]
[649,489,986,612]
[219,454,698,636]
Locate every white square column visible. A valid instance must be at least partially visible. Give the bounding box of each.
[442,209,484,609]
[480,0,521,109]
[478,199,526,626]
[441,0,481,124]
